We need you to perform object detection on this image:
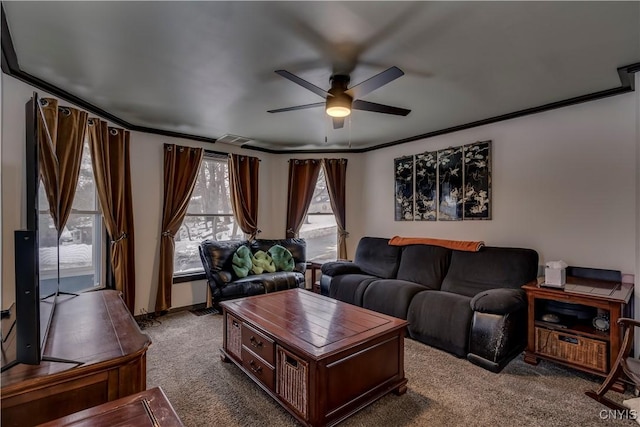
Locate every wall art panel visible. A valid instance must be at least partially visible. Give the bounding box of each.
[394,155,414,221]
[463,141,492,219]
[414,151,438,221]
[437,147,463,221]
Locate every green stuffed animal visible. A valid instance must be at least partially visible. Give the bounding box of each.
[251,250,276,275]
[232,245,252,278]
[268,244,295,272]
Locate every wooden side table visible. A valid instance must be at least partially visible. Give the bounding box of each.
[39,387,183,427]
[523,278,633,391]
[306,261,324,294]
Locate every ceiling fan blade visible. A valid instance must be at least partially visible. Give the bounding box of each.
[352,99,411,116]
[332,117,345,129]
[346,66,405,99]
[267,102,325,113]
[275,70,330,99]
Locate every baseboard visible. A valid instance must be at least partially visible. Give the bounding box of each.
[134,302,208,321]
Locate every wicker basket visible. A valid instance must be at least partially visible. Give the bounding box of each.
[226,314,242,359]
[535,327,607,372]
[277,346,308,418]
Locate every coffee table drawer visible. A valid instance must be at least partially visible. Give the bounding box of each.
[242,323,275,365]
[241,347,275,391]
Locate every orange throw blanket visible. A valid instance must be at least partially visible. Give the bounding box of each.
[388,236,485,252]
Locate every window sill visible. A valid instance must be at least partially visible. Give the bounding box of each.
[173,272,206,284]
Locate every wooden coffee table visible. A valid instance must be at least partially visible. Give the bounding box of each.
[220,289,408,427]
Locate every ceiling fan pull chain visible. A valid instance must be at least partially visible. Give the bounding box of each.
[348,115,352,149]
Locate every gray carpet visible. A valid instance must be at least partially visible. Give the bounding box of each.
[143,310,635,426]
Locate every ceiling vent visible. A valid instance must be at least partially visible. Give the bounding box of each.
[216,134,252,146]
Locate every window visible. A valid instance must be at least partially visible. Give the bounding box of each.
[173,154,244,276]
[39,138,105,296]
[299,168,337,261]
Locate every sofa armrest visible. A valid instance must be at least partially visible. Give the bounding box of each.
[470,288,526,315]
[321,261,363,276]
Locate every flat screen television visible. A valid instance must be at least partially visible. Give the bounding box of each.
[2,93,59,371]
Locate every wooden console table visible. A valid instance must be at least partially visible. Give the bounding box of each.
[39,387,183,427]
[523,279,633,389]
[1,290,151,427]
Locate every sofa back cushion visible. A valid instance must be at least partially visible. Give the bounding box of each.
[354,237,401,279]
[199,239,248,281]
[396,245,452,290]
[441,246,539,297]
[251,238,306,273]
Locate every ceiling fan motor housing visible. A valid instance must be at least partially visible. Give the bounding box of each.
[327,75,353,116]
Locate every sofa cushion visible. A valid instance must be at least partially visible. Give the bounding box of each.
[353,237,402,279]
[199,239,247,277]
[268,244,294,272]
[251,238,306,273]
[232,271,304,293]
[232,245,253,278]
[441,247,539,297]
[470,288,526,314]
[396,245,452,290]
[329,274,378,306]
[362,279,428,319]
[407,290,473,357]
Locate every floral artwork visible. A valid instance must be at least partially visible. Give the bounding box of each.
[437,147,463,220]
[414,151,437,221]
[393,140,491,222]
[463,141,491,219]
[394,156,414,221]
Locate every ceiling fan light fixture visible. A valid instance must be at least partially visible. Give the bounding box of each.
[326,93,353,117]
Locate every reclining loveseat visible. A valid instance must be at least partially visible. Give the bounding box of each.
[320,237,538,372]
[199,238,306,306]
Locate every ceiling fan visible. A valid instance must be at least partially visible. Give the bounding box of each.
[268,66,411,129]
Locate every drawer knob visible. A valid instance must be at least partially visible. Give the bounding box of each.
[249,336,263,348]
[249,360,262,374]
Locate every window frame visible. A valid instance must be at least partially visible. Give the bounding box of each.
[299,167,338,262]
[39,138,109,294]
[172,150,241,283]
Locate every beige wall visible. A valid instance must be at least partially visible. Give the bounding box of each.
[360,92,638,275]
[1,75,363,314]
[2,74,638,315]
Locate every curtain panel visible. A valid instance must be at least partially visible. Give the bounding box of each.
[228,154,260,240]
[322,158,348,260]
[88,119,136,313]
[38,98,88,235]
[285,159,321,238]
[156,144,204,312]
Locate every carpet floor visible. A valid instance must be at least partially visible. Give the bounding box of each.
[143,310,635,426]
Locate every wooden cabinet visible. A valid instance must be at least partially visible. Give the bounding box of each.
[1,291,151,427]
[523,279,633,388]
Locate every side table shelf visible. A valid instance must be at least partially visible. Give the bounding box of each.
[523,279,633,390]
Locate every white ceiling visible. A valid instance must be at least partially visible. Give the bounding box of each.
[3,1,639,152]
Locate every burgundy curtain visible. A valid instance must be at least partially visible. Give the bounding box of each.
[286,159,321,238]
[322,158,348,260]
[228,154,260,240]
[156,144,204,312]
[88,119,136,313]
